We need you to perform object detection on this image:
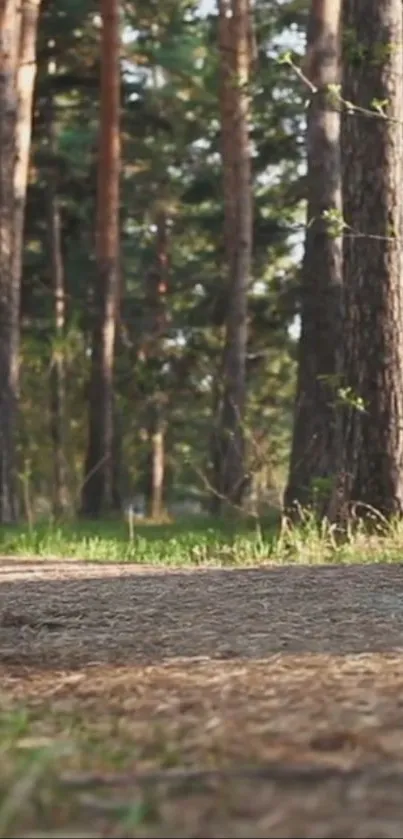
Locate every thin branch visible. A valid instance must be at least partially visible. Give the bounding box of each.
[59,760,403,791]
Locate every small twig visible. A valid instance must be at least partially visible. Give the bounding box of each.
[79,793,134,814]
[72,453,109,509]
[59,760,403,791]
[285,55,402,125]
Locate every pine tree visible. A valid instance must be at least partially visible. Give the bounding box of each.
[213,0,253,511]
[341,0,403,518]
[81,0,121,516]
[284,0,343,520]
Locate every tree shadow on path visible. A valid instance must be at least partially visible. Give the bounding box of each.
[1,562,403,669]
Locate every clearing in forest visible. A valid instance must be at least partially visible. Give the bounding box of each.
[1,560,403,837]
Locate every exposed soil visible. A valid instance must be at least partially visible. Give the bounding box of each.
[2,559,403,837]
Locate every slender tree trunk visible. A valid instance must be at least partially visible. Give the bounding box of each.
[341,0,403,518]
[0,0,39,521]
[147,401,165,520]
[284,0,343,520]
[48,190,68,516]
[81,0,120,516]
[149,210,167,522]
[111,404,122,510]
[209,371,222,515]
[0,0,20,522]
[45,83,69,516]
[144,209,168,520]
[214,0,253,512]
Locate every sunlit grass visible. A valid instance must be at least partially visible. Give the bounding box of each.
[0,515,275,565]
[0,509,403,566]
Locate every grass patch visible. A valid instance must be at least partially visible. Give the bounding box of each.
[1,510,403,565]
[0,515,277,565]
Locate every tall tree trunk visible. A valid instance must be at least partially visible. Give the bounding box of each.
[13,0,41,303]
[341,0,403,518]
[144,209,168,520]
[284,0,343,520]
[0,0,39,521]
[45,83,69,516]
[214,0,253,512]
[81,0,120,516]
[0,0,21,522]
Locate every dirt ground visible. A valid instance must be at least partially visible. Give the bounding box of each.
[2,560,403,837]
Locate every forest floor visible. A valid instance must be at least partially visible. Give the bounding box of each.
[2,559,403,837]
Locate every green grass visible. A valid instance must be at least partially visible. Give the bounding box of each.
[0,515,275,565]
[1,509,403,565]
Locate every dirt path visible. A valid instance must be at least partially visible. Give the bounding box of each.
[2,560,403,837]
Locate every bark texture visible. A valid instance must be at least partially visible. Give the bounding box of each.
[214,0,253,511]
[284,0,343,519]
[341,0,403,517]
[81,0,121,516]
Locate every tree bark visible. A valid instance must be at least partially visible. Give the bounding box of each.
[341,0,403,518]
[214,0,253,512]
[0,0,39,521]
[284,0,343,520]
[81,0,121,516]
